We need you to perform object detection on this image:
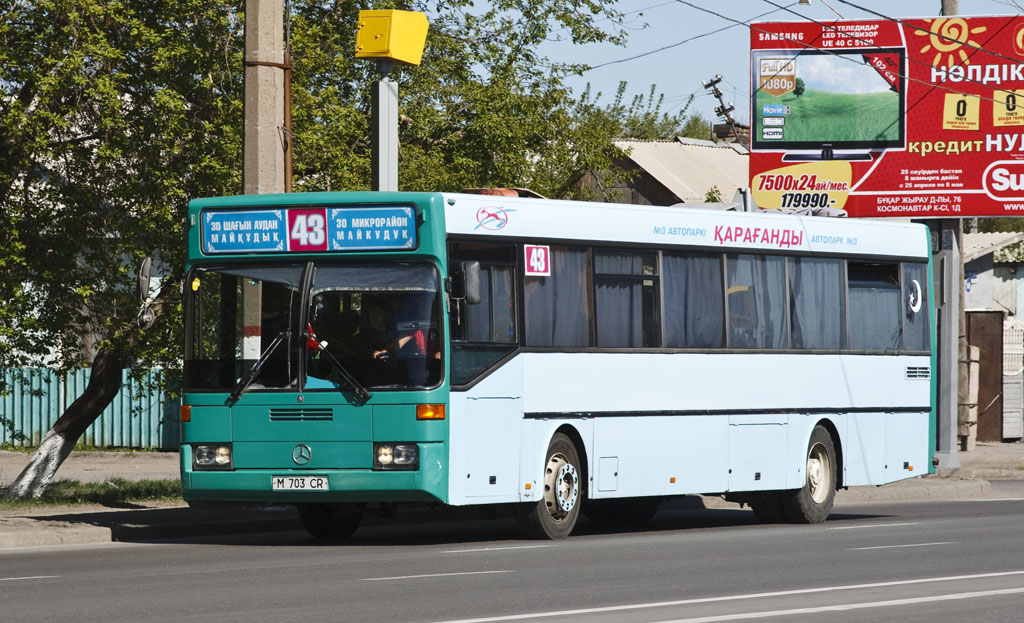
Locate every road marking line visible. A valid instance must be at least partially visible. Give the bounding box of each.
[444,545,552,554]
[434,570,1024,622]
[829,522,919,530]
[648,587,1024,622]
[362,570,514,582]
[0,576,60,582]
[849,541,954,551]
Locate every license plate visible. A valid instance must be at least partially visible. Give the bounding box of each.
[271,476,329,491]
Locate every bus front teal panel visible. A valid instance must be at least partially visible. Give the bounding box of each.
[372,404,447,441]
[181,406,230,443]
[231,441,371,469]
[230,404,372,442]
[183,441,448,503]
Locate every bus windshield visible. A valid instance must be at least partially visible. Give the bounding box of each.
[186,262,443,392]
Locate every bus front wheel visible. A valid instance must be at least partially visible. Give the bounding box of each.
[297,502,364,539]
[782,425,837,524]
[516,433,582,539]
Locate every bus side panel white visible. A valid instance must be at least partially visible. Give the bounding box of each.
[844,412,887,487]
[885,412,930,483]
[592,416,729,498]
[729,415,788,492]
[448,358,524,506]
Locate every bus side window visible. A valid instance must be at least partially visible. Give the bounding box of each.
[726,254,788,349]
[663,251,724,348]
[788,257,845,350]
[902,262,930,351]
[448,242,518,344]
[848,262,901,351]
[464,265,516,343]
[593,249,659,348]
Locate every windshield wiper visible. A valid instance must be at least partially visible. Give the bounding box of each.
[229,329,290,403]
[306,325,372,406]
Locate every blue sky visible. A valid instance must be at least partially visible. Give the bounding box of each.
[540,0,1022,127]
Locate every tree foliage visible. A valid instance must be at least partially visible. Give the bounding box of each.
[0,0,243,383]
[577,82,712,142]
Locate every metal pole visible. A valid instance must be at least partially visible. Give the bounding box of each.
[371,59,399,192]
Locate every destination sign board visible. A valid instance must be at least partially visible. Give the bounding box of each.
[201,205,417,254]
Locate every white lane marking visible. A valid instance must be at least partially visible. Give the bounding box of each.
[362,570,514,582]
[444,545,552,554]
[0,576,60,582]
[829,522,919,530]
[649,587,1024,622]
[849,541,955,551]
[434,570,1024,623]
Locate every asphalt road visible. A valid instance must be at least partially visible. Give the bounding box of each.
[4,483,1024,623]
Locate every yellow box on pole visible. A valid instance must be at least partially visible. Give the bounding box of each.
[355,10,429,66]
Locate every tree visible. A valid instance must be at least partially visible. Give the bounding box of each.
[288,0,634,199]
[2,0,242,497]
[794,77,806,97]
[2,0,667,497]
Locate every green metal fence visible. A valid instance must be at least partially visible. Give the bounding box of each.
[1,368,180,449]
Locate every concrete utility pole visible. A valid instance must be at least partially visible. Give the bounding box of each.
[243,0,287,196]
[241,0,288,361]
[931,0,962,468]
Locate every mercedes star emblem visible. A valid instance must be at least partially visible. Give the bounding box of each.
[292,443,312,466]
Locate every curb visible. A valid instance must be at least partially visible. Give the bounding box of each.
[0,518,112,548]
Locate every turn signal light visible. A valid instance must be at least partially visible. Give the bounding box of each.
[180,405,192,423]
[417,404,445,420]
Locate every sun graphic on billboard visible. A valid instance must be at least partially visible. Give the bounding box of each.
[915,18,988,67]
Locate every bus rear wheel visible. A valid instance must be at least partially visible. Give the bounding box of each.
[782,425,837,524]
[516,433,582,539]
[297,502,364,539]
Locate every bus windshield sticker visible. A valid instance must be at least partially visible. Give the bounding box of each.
[201,206,416,254]
[525,244,551,276]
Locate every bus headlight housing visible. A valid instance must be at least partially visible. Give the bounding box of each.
[194,443,233,470]
[374,443,418,471]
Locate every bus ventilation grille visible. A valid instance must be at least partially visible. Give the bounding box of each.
[269,408,333,422]
[905,366,931,380]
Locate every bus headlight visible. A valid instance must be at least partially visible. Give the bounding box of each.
[374,443,418,471]
[194,444,233,470]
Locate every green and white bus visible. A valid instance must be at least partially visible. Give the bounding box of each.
[181,191,935,539]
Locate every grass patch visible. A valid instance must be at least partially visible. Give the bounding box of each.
[0,478,182,508]
[0,443,163,453]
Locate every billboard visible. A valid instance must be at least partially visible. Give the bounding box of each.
[750,16,1024,218]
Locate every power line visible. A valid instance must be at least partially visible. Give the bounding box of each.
[584,2,801,71]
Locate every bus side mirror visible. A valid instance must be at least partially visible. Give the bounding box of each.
[137,256,153,303]
[462,261,481,305]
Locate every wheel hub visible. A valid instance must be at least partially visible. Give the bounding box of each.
[806,443,831,504]
[544,454,579,518]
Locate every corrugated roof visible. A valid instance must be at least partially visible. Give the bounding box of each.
[613,138,748,203]
[964,231,1024,263]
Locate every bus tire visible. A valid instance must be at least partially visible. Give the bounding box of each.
[516,433,582,539]
[782,425,836,524]
[297,502,364,539]
[750,493,787,523]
